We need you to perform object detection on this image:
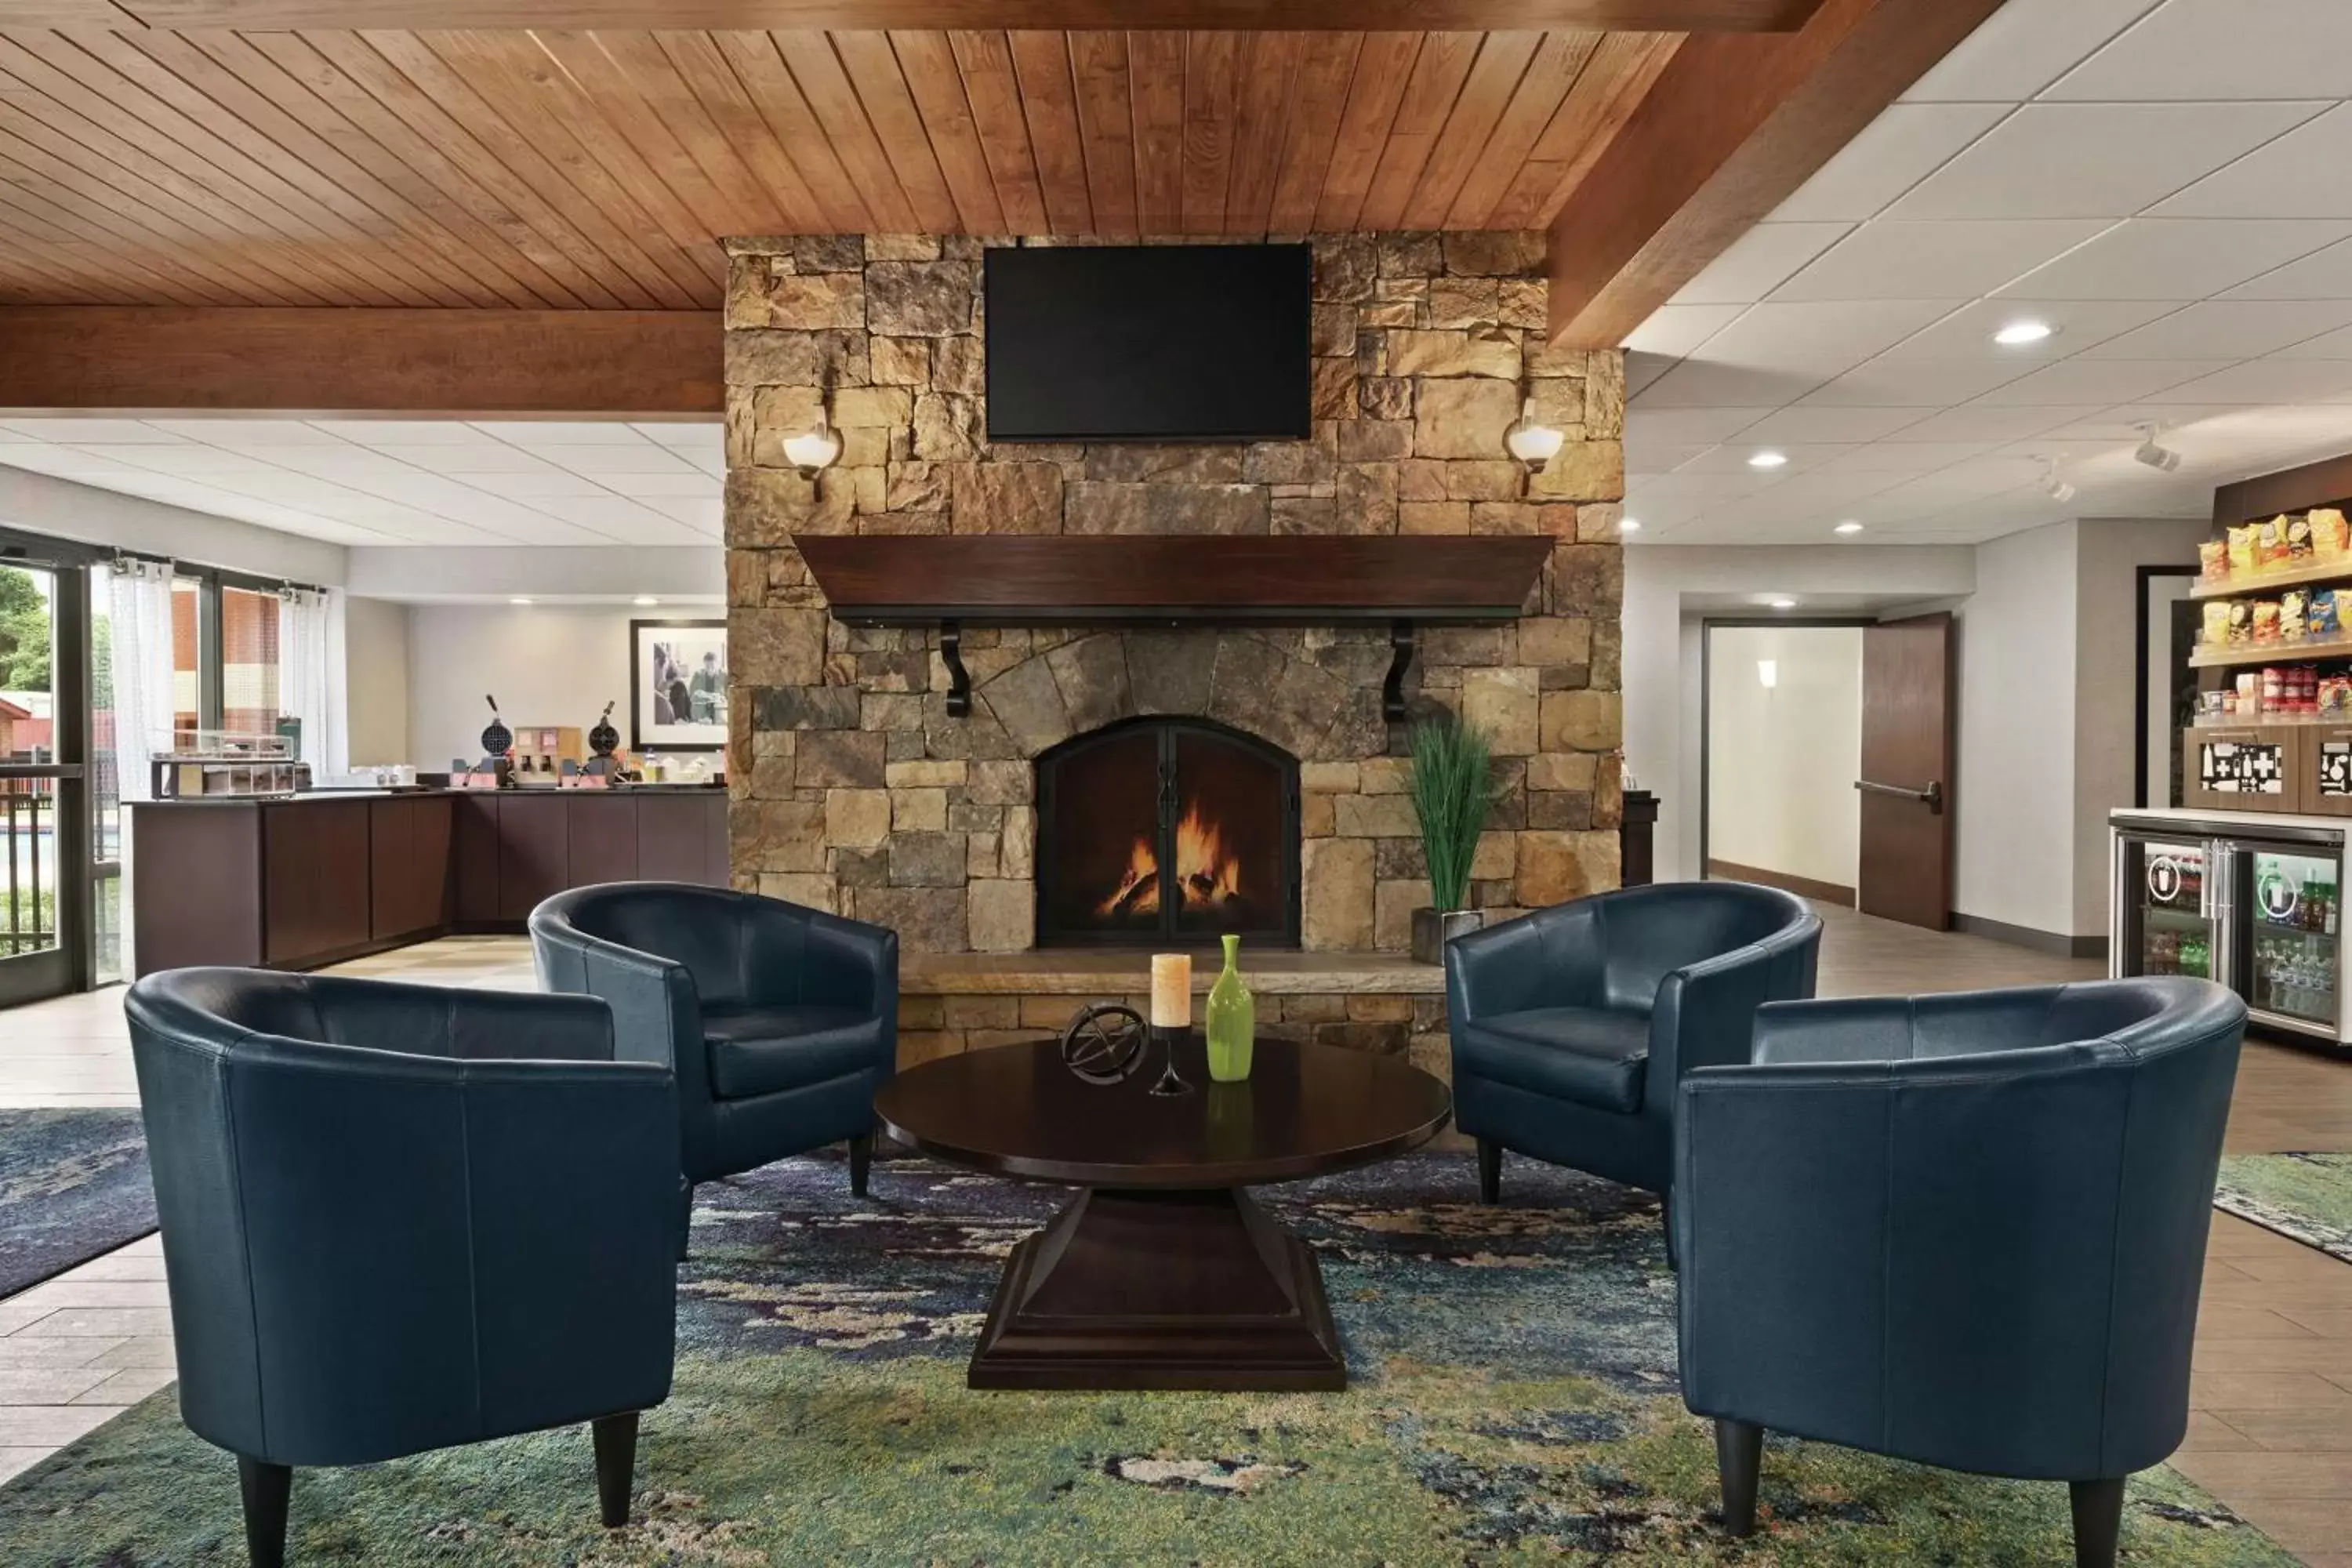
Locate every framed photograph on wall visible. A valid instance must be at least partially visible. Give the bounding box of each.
[631,619,728,751]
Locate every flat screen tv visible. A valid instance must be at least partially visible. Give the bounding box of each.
[985,244,1313,443]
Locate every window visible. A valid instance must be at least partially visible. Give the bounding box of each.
[220,585,281,739]
[170,575,202,745]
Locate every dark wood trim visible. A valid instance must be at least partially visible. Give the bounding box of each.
[82,2,1831,32]
[0,308,720,417]
[1544,0,2005,347]
[1952,912,2108,962]
[2212,451,2352,532]
[1705,857,1853,908]
[796,535,1554,626]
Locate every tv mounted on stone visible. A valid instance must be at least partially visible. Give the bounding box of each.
[983,243,1313,444]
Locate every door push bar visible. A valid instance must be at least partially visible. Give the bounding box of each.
[1855,778,1945,815]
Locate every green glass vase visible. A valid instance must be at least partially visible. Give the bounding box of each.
[1205,933,1255,1083]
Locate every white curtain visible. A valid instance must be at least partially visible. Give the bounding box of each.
[107,558,176,978]
[280,586,348,777]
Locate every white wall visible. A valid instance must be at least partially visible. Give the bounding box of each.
[406,604,644,769]
[344,597,412,766]
[1705,626,1863,890]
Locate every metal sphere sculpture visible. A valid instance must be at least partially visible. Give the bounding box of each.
[1060,1002,1148,1086]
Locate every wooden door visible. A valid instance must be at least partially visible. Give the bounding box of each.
[1857,613,1955,931]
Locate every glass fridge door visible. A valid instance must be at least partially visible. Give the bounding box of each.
[2122,837,2218,982]
[2244,847,2342,1034]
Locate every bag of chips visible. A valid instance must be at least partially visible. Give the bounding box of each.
[2289,515,2316,561]
[2314,589,2343,639]
[2204,600,2234,646]
[2314,508,2350,557]
[2284,590,2309,640]
[2256,601,2283,642]
[2260,517,2291,568]
[2230,524,2260,574]
[2230,601,2255,643]
[2199,539,2230,580]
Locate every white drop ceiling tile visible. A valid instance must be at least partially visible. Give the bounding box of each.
[1902,0,2160,103]
[601,514,717,546]
[2155,104,2352,220]
[2031,405,2250,444]
[1770,220,2111,302]
[64,445,273,478]
[0,419,187,445]
[308,419,492,446]
[1624,407,1775,445]
[593,470,724,499]
[145,419,347,446]
[1796,359,2040,408]
[1694,299,1965,373]
[1667,223,1855,306]
[1871,298,2180,363]
[1624,350,1679,397]
[1627,442,1719,476]
[1624,305,1747,361]
[2081,300,2352,360]
[644,496,726,532]
[2047,0,2352,102]
[364,443,568,475]
[242,448,432,490]
[1774,104,2013,223]
[2002,220,2352,300]
[463,469,616,500]
[1885,405,2114,443]
[633,421,723,449]
[2266,321,2352,359]
[1674,443,1857,476]
[2227,240,2352,301]
[1627,360,1835,409]
[466,420,656,446]
[1730,405,1926,445]
[1813,442,2003,475]
[554,495,684,532]
[2144,360,2352,405]
[542,444,701,476]
[0,447,145,479]
[1971,358,2236,405]
[1889,103,2324,221]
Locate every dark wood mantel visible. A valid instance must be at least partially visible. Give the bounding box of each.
[794,535,1552,627]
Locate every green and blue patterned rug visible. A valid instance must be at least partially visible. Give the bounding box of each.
[2216,1151,2352,1264]
[0,1154,2296,1566]
[0,1108,154,1299]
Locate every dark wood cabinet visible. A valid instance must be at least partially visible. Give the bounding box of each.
[263,800,372,965]
[131,789,729,977]
[369,796,452,940]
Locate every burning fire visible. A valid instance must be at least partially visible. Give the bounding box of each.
[1096,803,1243,919]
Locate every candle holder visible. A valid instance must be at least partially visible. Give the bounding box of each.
[1147,1025,1193,1098]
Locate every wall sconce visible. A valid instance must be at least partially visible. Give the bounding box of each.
[1756,659,1778,690]
[1505,392,1564,476]
[781,373,843,481]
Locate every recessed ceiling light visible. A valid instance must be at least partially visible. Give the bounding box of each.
[1993,319,2056,347]
[1767,596,1798,611]
[510,597,534,606]
[1618,517,1642,533]
[1748,451,1790,470]
[633,595,659,606]
[1833,521,1865,536]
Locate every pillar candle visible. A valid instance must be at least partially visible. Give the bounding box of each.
[1150,953,1192,1029]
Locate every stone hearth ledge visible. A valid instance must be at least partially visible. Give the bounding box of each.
[903,949,1445,996]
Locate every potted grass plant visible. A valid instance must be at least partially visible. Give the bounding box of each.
[1406,717,1501,964]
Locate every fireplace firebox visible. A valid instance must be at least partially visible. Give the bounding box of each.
[1034,717,1302,948]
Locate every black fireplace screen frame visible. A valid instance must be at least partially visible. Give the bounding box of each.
[1033,717,1303,949]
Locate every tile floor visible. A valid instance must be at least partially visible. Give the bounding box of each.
[0,912,2343,1560]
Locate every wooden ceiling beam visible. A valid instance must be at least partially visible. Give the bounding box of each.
[0,307,720,415]
[15,2,1831,31]
[1544,0,2001,348]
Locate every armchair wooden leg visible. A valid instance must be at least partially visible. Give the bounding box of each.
[2070,1478,2125,1568]
[237,1456,291,1568]
[1715,1419,1762,1537]
[592,1413,639,1530]
[848,1133,873,1198]
[1476,1138,1501,1205]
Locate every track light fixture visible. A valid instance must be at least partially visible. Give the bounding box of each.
[2040,458,2076,505]
[2134,423,2183,474]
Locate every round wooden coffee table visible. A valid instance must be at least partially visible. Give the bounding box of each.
[875,1033,1451,1392]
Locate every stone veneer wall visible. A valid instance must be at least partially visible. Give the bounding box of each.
[723,231,1625,954]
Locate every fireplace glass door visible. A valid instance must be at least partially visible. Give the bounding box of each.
[1035,718,1301,948]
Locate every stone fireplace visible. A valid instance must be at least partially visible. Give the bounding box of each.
[1035,716,1301,949]
[722,230,1626,975]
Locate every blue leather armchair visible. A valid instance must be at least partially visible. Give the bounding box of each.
[125,968,680,1568]
[530,882,898,1240]
[1676,976,2246,1568]
[1445,881,1822,1205]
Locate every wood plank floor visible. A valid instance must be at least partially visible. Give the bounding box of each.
[0,911,2346,1561]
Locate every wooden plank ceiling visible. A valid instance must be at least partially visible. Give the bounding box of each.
[0,27,1683,308]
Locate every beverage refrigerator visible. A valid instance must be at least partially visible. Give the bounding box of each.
[2111,808,2347,1049]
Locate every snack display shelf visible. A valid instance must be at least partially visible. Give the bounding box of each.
[2191,636,2352,670]
[2191,558,2352,600]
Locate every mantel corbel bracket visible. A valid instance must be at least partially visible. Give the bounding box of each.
[1383,619,1417,724]
[940,621,971,717]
